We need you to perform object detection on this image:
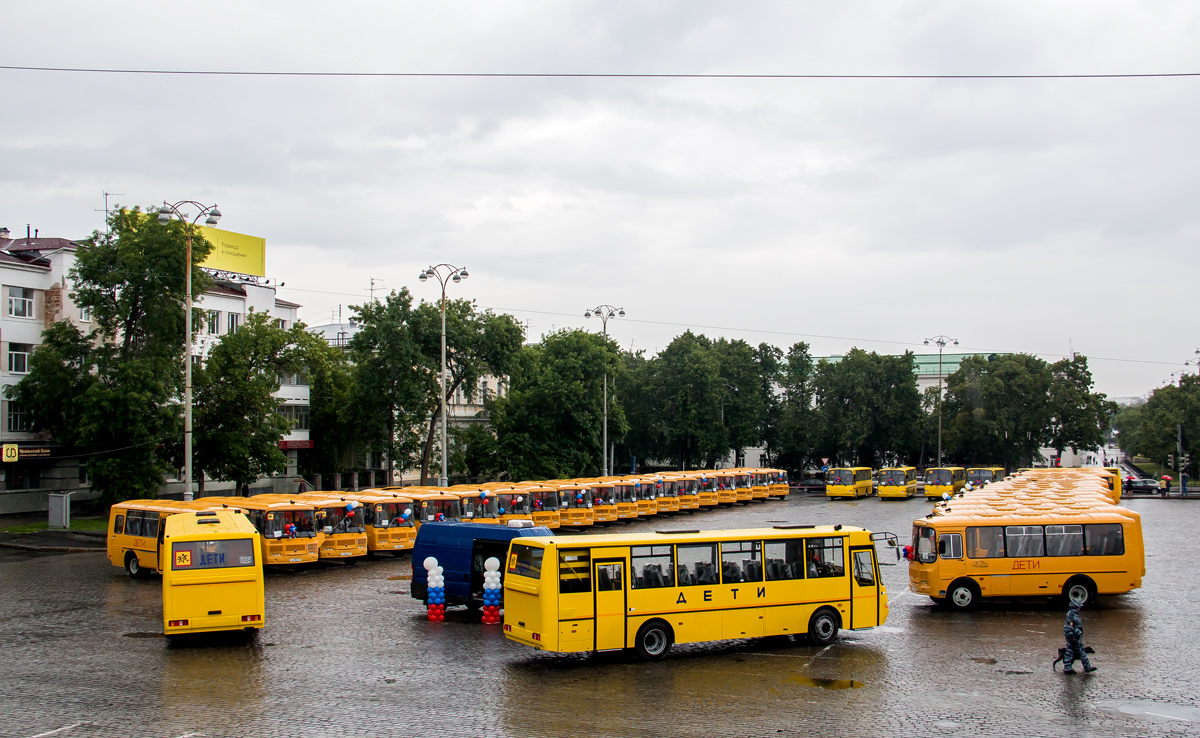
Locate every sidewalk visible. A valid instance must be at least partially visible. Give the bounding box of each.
[0,528,106,553]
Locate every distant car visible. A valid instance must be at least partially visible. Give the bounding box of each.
[797,478,826,493]
[1125,478,1159,495]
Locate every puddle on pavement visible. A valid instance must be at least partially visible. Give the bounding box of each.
[123,632,162,638]
[387,575,412,580]
[1001,670,1033,675]
[1094,699,1200,723]
[971,657,998,665]
[787,675,863,690]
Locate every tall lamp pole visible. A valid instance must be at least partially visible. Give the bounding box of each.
[585,305,624,476]
[157,201,222,502]
[419,264,469,487]
[923,334,958,468]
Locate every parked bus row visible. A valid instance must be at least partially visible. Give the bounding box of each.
[106,468,790,576]
[908,467,1142,610]
[827,465,1071,500]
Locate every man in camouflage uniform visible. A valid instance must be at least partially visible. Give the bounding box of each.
[1062,600,1097,673]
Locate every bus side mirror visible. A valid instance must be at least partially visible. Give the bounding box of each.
[937,539,947,556]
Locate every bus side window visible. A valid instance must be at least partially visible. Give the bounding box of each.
[1084,524,1125,556]
[852,550,876,586]
[965,526,1005,558]
[937,533,962,559]
[806,537,845,578]
[596,563,622,591]
[113,514,124,535]
[125,510,143,538]
[1045,525,1083,556]
[676,543,718,586]
[764,540,804,581]
[630,545,674,589]
[144,512,161,541]
[558,549,591,593]
[721,541,762,583]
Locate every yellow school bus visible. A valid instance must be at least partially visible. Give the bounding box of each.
[162,509,265,637]
[742,469,772,501]
[877,467,919,499]
[693,473,721,507]
[341,491,417,553]
[568,479,617,524]
[924,467,966,498]
[765,468,790,499]
[966,467,1006,486]
[200,495,321,565]
[108,500,247,577]
[503,526,889,660]
[825,467,873,498]
[403,490,465,528]
[445,485,502,525]
[512,483,563,529]
[642,475,681,513]
[661,473,701,511]
[598,477,640,520]
[710,471,740,505]
[553,482,597,527]
[293,493,368,560]
[910,508,1144,610]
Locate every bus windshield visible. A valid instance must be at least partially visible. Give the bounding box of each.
[826,469,853,485]
[496,493,530,515]
[880,470,908,486]
[966,470,994,484]
[560,490,591,508]
[591,486,614,505]
[321,505,365,534]
[370,502,414,528]
[532,490,559,510]
[927,470,952,485]
[172,538,256,570]
[265,510,317,538]
[462,496,498,519]
[419,499,460,521]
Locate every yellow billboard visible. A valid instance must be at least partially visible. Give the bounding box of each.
[198,225,266,277]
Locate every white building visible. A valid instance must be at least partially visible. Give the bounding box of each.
[0,227,308,514]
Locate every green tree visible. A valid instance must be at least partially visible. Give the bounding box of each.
[304,336,355,483]
[8,206,213,504]
[347,290,428,482]
[614,349,661,471]
[754,343,784,467]
[490,329,624,480]
[651,332,725,469]
[1120,377,1200,476]
[775,342,817,475]
[1047,355,1116,458]
[192,310,309,494]
[813,349,922,467]
[410,299,524,484]
[713,338,767,465]
[941,354,1053,469]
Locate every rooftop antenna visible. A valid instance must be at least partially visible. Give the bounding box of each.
[370,276,385,302]
[95,191,123,226]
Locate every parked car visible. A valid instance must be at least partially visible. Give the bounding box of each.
[1125,477,1159,495]
[797,478,826,493]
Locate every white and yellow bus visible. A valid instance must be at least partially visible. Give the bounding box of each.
[825,467,873,498]
[503,526,889,660]
[877,467,918,499]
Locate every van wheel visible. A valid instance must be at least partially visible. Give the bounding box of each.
[634,620,674,661]
[807,607,840,646]
[947,579,979,611]
[125,552,144,578]
[1063,577,1097,608]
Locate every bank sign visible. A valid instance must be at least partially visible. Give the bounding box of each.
[198,224,267,277]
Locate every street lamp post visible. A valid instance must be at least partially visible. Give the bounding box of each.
[157,201,222,502]
[419,264,469,487]
[584,305,624,476]
[923,334,958,469]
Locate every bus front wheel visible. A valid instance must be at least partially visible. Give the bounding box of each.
[807,607,840,646]
[125,552,144,579]
[634,620,674,661]
[1063,577,1097,608]
[946,580,979,611]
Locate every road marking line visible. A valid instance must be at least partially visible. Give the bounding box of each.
[804,644,834,667]
[1145,712,1189,722]
[27,723,88,738]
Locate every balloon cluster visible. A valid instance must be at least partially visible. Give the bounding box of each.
[401,507,412,522]
[481,557,503,624]
[434,512,446,522]
[424,556,446,622]
[284,523,297,538]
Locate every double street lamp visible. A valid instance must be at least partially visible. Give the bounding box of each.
[157,201,222,502]
[924,334,958,468]
[419,264,469,487]
[584,305,624,476]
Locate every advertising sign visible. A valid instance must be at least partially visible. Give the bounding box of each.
[198,225,266,277]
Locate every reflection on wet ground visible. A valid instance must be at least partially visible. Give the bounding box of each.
[0,495,1196,737]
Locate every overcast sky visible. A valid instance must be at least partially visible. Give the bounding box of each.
[3,1,1198,399]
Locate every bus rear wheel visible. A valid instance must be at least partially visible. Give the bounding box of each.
[946,579,979,611]
[807,607,840,646]
[634,620,674,661]
[1063,577,1097,608]
[125,552,144,579]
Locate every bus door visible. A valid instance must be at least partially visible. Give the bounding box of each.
[592,559,626,651]
[849,546,880,628]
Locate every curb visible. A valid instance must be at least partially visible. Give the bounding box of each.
[0,541,105,553]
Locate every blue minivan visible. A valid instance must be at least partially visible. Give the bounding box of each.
[411,522,553,608]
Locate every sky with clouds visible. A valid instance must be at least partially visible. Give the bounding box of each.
[3,1,1198,399]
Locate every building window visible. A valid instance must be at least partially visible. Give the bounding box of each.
[79,306,92,322]
[206,310,221,334]
[279,404,310,431]
[7,401,32,432]
[8,343,33,374]
[227,312,241,334]
[4,463,40,491]
[275,318,287,330]
[278,372,309,387]
[7,287,34,318]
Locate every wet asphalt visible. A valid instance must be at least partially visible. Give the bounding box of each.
[1,493,1196,737]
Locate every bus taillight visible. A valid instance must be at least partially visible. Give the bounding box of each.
[169,619,188,627]
[241,614,262,622]
[504,624,512,632]
[532,633,541,641]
